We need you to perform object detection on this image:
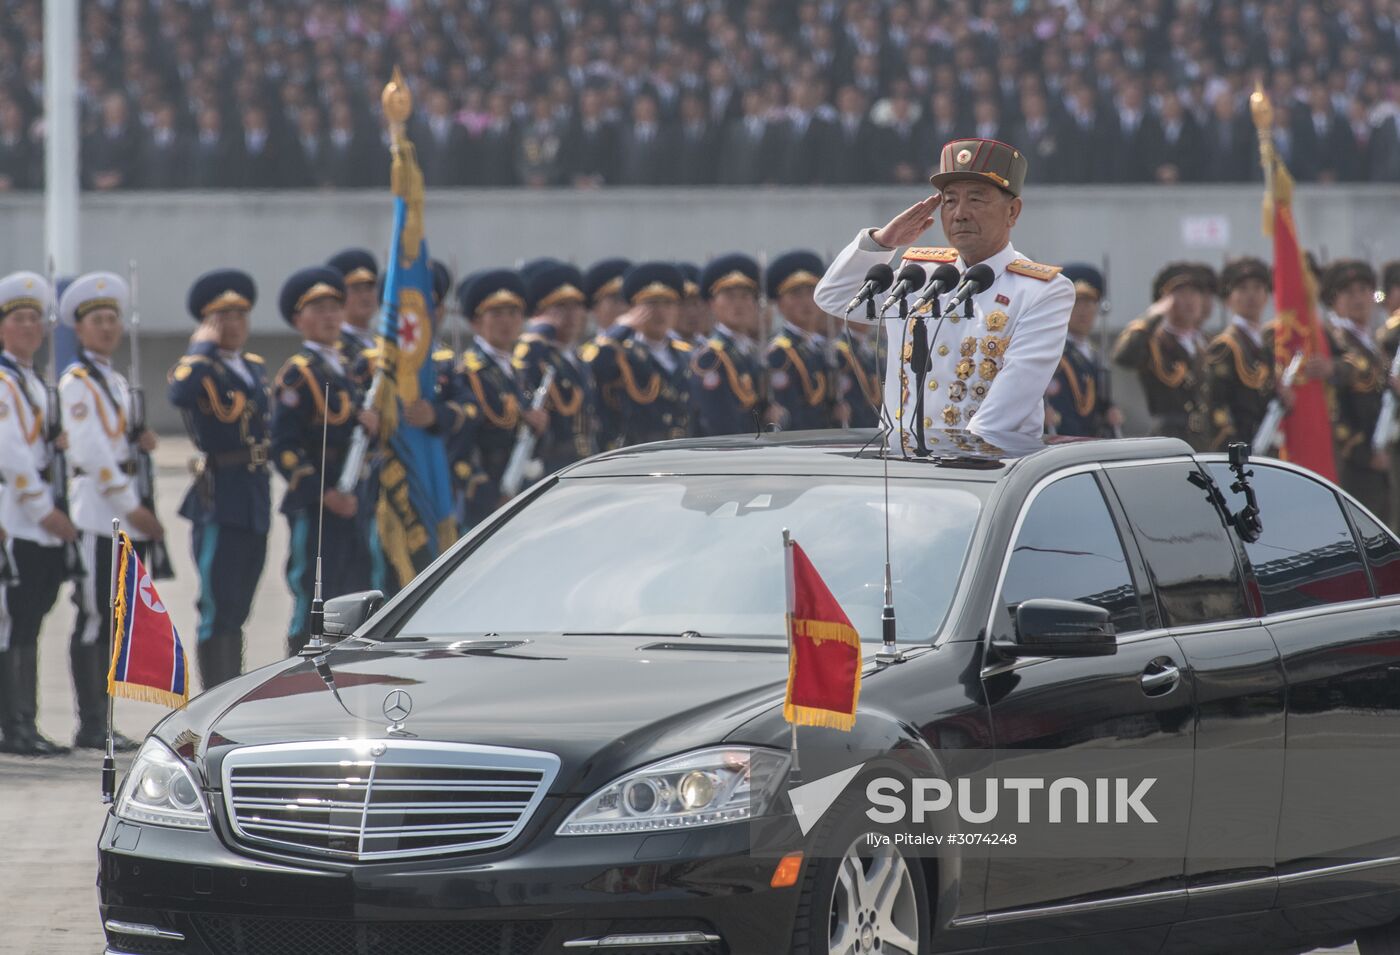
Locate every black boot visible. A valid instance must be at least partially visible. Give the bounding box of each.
[11,645,66,755]
[224,633,245,684]
[197,639,223,691]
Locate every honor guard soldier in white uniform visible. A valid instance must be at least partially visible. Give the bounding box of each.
[168,269,271,688]
[60,272,161,751]
[0,272,76,755]
[814,138,1074,450]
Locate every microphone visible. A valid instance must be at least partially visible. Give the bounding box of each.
[941,263,996,316]
[878,263,928,315]
[844,263,895,315]
[909,263,963,315]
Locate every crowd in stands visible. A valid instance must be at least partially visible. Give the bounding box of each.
[1,0,1398,192]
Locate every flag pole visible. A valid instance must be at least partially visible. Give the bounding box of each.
[782,527,801,786]
[102,517,120,804]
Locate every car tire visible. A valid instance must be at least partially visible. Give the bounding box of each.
[789,792,932,955]
[1358,923,1400,955]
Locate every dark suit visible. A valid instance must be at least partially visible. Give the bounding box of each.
[414,116,468,186]
[718,117,777,185]
[1156,116,1204,181]
[188,134,234,188]
[822,116,877,183]
[1012,117,1065,183]
[1096,111,1163,182]
[138,130,189,189]
[775,113,832,185]
[674,120,719,185]
[564,118,619,184]
[466,122,516,186]
[82,124,140,189]
[1293,109,1351,181]
[0,131,37,189]
[1201,114,1256,182]
[617,124,677,186]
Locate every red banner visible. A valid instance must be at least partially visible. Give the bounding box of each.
[783,539,861,731]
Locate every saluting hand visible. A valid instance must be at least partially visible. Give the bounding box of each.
[1146,294,1175,320]
[191,318,220,346]
[872,195,942,250]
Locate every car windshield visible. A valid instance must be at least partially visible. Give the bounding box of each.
[396,474,984,643]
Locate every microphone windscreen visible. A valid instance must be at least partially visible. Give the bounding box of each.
[865,262,895,292]
[930,263,961,289]
[895,262,927,287]
[965,263,996,293]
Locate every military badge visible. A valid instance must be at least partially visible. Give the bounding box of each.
[98,467,113,482]
[985,310,1009,332]
[71,402,88,420]
[937,344,950,357]
[981,336,1008,358]
[943,405,961,425]
[173,363,192,381]
[960,337,977,357]
[955,358,974,380]
[948,381,967,402]
[972,381,989,400]
[901,341,914,363]
[13,474,26,489]
[978,359,999,381]
[996,294,1010,306]
[280,450,299,470]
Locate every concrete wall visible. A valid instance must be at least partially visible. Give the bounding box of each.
[3,185,1396,432]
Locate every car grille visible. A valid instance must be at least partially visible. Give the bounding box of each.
[221,740,559,861]
[192,915,551,955]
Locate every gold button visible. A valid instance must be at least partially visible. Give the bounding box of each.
[937,345,949,356]
[950,315,960,324]
[928,379,938,391]
[923,417,932,428]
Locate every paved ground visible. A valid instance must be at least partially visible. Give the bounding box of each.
[0,438,1366,954]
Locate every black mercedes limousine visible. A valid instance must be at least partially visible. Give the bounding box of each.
[99,431,1400,955]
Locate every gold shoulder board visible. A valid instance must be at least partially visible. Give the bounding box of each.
[464,352,486,373]
[244,352,264,363]
[1007,259,1063,281]
[432,348,454,362]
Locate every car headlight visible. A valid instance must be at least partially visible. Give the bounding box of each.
[557,746,789,836]
[116,737,210,830]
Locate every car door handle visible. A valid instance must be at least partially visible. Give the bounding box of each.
[1140,662,1181,695]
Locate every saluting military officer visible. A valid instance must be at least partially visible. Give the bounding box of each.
[675,262,711,349]
[59,272,161,750]
[168,269,270,688]
[1112,263,1216,451]
[271,267,377,654]
[515,259,596,475]
[1322,259,1390,520]
[767,250,836,432]
[690,253,767,436]
[327,247,380,369]
[0,272,76,755]
[584,257,633,336]
[451,269,547,527]
[1045,263,1122,438]
[583,262,695,447]
[1204,257,1276,451]
[813,138,1074,450]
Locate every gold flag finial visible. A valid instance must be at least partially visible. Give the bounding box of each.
[382,67,412,128]
[1249,83,1273,135]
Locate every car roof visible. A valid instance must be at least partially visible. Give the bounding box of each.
[562,429,1195,483]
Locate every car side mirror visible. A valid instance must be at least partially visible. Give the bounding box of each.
[994,598,1117,658]
[322,590,385,642]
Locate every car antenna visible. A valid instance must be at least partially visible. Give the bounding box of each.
[300,385,350,713]
[862,296,904,667]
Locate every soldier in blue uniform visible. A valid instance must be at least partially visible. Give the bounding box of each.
[675,262,710,348]
[326,247,379,369]
[515,259,596,475]
[834,323,883,428]
[583,262,695,448]
[271,267,377,654]
[1046,263,1123,437]
[690,253,767,436]
[584,257,632,336]
[451,269,547,528]
[168,270,271,687]
[766,250,834,431]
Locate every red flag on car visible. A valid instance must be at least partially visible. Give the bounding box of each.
[108,532,190,709]
[1251,87,1337,481]
[783,535,861,731]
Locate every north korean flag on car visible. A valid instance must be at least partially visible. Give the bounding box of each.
[783,535,861,731]
[108,532,189,709]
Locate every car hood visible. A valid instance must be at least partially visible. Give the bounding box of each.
[195,634,794,793]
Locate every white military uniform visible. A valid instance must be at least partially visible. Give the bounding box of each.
[814,231,1074,447]
[0,350,60,549]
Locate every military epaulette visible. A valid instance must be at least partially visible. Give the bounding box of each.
[362,346,381,361]
[672,340,693,353]
[64,364,89,379]
[1387,310,1400,330]
[1007,259,1063,281]
[432,347,454,362]
[518,332,546,345]
[707,337,726,352]
[289,353,311,368]
[578,341,601,363]
[244,352,264,364]
[463,351,486,374]
[513,341,532,360]
[902,247,958,264]
[772,335,793,350]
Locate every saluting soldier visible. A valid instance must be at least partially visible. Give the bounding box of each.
[451,269,547,528]
[767,250,835,432]
[1379,260,1400,531]
[59,272,161,751]
[168,269,270,689]
[833,322,883,429]
[1204,257,1275,451]
[515,259,596,475]
[583,262,694,448]
[675,262,710,348]
[326,247,380,369]
[1046,264,1122,438]
[0,273,76,755]
[271,267,377,654]
[690,253,766,436]
[813,138,1075,448]
[1113,262,1216,451]
[1322,259,1390,520]
[584,257,632,336]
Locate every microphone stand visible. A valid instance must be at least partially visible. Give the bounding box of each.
[907,295,932,457]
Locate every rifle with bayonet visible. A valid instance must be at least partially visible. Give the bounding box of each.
[46,259,84,580]
[1253,352,1305,456]
[127,261,174,579]
[501,365,557,498]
